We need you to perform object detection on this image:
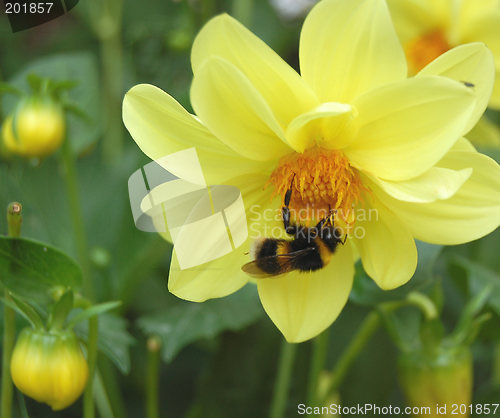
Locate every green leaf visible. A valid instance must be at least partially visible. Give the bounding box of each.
[449,283,493,345]
[0,293,45,330]
[1,52,101,155]
[26,73,43,93]
[63,100,92,123]
[453,257,500,315]
[0,82,22,96]
[48,290,74,331]
[0,237,83,303]
[50,79,79,93]
[137,284,264,363]
[75,314,134,374]
[378,305,422,353]
[350,241,443,306]
[66,301,122,329]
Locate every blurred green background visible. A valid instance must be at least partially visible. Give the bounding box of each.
[1,1,499,417]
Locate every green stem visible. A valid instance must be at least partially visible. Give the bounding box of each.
[60,137,93,299]
[93,368,114,418]
[319,301,414,405]
[493,343,500,386]
[406,292,438,320]
[1,203,23,418]
[1,294,15,418]
[269,340,297,418]
[321,311,381,405]
[201,0,216,25]
[232,0,254,26]
[86,0,124,164]
[146,336,162,418]
[6,203,22,237]
[84,316,99,418]
[306,328,330,405]
[100,16,124,164]
[98,357,128,418]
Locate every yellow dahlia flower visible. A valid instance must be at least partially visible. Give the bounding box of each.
[123,0,500,342]
[387,0,500,145]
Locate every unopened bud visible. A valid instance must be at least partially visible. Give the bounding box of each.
[2,96,65,158]
[399,345,472,417]
[10,327,88,410]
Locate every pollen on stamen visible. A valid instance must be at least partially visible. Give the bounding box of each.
[267,148,367,225]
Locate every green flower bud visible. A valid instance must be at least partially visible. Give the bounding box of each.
[2,96,65,158]
[10,327,88,411]
[398,345,472,417]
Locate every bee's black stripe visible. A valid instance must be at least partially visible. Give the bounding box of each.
[256,239,282,274]
[290,238,324,272]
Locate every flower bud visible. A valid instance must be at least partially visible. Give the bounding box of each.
[398,345,472,417]
[2,96,65,158]
[10,327,88,410]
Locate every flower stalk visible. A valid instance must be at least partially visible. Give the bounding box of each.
[1,202,23,418]
[87,0,124,164]
[146,336,162,418]
[60,135,93,299]
[307,328,330,405]
[83,316,99,418]
[320,310,381,405]
[269,340,297,418]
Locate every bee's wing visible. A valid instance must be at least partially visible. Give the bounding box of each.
[241,247,316,278]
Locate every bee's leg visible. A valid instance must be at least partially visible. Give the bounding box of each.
[313,216,328,240]
[282,174,297,235]
[340,234,347,245]
[282,206,297,235]
[315,217,327,231]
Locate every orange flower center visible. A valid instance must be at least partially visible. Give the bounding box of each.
[268,148,366,225]
[406,29,450,74]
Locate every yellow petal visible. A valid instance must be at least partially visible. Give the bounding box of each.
[191,57,292,160]
[169,242,249,302]
[353,196,417,290]
[368,166,472,203]
[299,0,407,103]
[191,14,318,127]
[451,136,477,152]
[285,102,356,153]
[418,43,495,134]
[376,143,500,245]
[257,241,354,343]
[459,9,500,108]
[124,84,227,157]
[386,0,438,46]
[466,116,500,147]
[346,76,476,181]
[168,174,279,302]
[123,84,269,184]
[459,0,499,21]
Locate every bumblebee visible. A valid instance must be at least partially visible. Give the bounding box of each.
[242,177,346,278]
